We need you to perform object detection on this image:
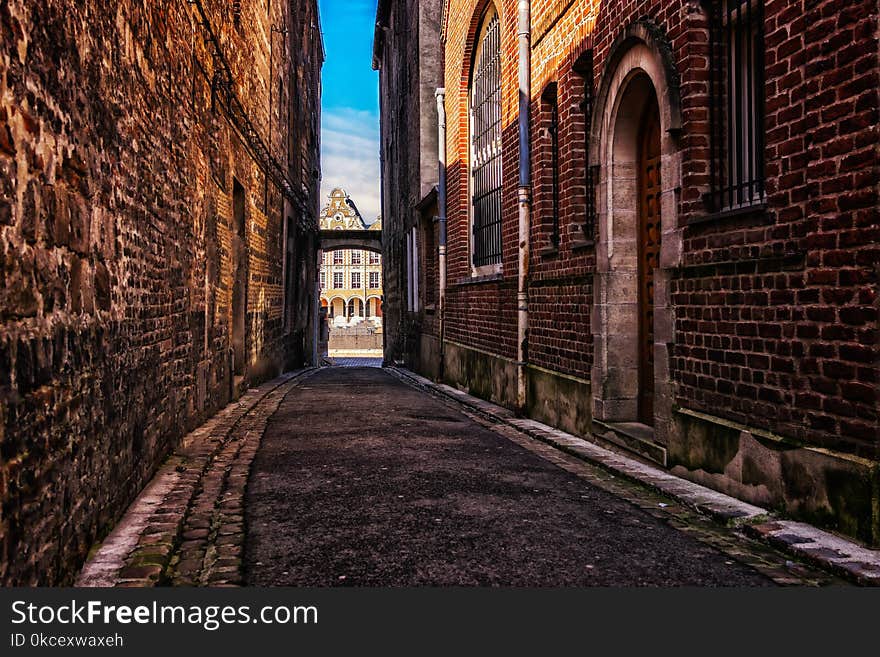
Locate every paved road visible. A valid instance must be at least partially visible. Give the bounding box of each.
[329,357,383,368]
[245,367,776,586]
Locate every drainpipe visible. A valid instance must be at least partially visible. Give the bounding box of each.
[435,88,448,381]
[516,0,532,414]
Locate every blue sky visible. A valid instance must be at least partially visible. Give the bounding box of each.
[319,0,381,221]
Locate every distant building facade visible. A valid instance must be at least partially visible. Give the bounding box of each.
[319,189,384,327]
[377,0,880,545]
[0,0,323,584]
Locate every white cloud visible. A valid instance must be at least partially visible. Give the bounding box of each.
[321,107,381,222]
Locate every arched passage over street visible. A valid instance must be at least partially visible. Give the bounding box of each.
[319,229,382,254]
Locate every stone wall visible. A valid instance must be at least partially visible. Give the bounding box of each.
[0,0,322,584]
[328,326,384,351]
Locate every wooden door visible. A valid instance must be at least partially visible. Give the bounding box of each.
[638,107,661,425]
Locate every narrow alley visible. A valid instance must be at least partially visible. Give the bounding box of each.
[2,0,879,602]
[244,366,817,587]
[77,363,844,588]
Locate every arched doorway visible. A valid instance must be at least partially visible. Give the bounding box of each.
[589,28,683,442]
[330,297,345,319]
[366,297,382,321]
[347,298,364,321]
[600,72,661,426]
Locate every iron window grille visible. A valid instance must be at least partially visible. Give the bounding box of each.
[574,50,596,242]
[470,12,503,268]
[707,0,766,212]
[543,84,561,247]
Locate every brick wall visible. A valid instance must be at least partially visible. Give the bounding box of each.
[0,0,322,584]
[439,0,878,456]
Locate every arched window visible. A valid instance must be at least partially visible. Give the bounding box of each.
[469,7,502,270]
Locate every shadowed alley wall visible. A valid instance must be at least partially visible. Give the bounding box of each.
[0,0,323,584]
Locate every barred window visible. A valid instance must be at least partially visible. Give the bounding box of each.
[543,84,561,247]
[708,0,766,211]
[573,50,597,242]
[470,8,502,269]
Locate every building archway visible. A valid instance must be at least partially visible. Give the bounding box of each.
[366,296,383,320]
[328,297,346,319]
[347,298,364,320]
[590,27,682,445]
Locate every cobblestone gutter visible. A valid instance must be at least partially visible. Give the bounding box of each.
[77,370,317,587]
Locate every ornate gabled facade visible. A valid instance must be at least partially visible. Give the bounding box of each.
[319,190,384,325]
[320,188,371,231]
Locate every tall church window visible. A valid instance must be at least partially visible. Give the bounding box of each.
[470,7,502,269]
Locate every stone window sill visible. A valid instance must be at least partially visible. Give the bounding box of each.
[688,202,770,226]
[570,237,595,250]
[453,272,504,287]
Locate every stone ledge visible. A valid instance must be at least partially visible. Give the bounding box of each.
[388,366,880,586]
[744,522,880,586]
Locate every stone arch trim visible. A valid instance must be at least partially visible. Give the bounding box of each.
[589,20,684,448]
[590,19,682,165]
[460,0,503,92]
[453,0,503,174]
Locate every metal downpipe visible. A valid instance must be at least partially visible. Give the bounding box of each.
[516,0,532,413]
[436,88,448,382]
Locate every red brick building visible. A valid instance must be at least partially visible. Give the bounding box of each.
[389,0,878,544]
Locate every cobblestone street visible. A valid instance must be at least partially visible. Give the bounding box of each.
[243,367,842,587]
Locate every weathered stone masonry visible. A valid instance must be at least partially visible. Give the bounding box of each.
[0,0,323,585]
